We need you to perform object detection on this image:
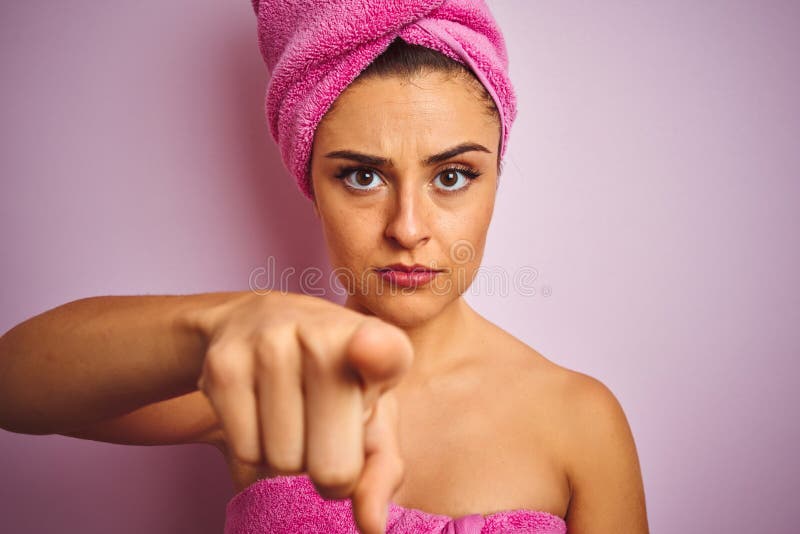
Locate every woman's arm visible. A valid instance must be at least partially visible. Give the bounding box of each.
[563,374,650,533]
[61,389,224,448]
[0,292,238,437]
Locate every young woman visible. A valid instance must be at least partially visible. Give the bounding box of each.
[0,2,648,533]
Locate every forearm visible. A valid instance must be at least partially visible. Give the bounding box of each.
[0,291,242,435]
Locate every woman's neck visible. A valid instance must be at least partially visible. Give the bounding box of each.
[344,294,483,381]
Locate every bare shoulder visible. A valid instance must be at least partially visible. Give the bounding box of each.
[540,366,649,533]
[481,324,626,429]
[554,368,650,533]
[472,315,576,387]
[477,319,649,532]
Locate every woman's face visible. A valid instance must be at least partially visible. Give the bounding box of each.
[309,70,501,327]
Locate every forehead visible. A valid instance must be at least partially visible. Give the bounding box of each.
[314,72,498,156]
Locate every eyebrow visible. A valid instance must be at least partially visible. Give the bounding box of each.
[324,142,492,167]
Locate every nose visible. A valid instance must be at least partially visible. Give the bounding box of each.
[384,184,431,250]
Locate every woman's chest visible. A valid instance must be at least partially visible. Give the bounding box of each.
[226,363,572,520]
[389,374,571,520]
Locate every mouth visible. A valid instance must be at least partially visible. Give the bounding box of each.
[379,263,443,273]
[375,263,444,288]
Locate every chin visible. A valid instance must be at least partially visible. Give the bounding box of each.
[356,291,453,329]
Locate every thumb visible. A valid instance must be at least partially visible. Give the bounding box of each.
[345,318,413,416]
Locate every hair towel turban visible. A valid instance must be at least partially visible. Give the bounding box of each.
[250,0,517,199]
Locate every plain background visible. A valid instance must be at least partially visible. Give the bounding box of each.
[2,1,798,532]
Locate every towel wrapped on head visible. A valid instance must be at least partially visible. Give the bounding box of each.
[250,0,517,199]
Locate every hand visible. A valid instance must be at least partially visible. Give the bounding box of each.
[188,291,413,534]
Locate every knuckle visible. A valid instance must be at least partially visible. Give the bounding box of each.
[308,464,360,497]
[254,332,292,373]
[255,323,299,368]
[265,448,304,475]
[254,326,281,355]
[204,344,248,388]
[297,319,327,347]
[298,331,338,373]
[204,341,230,363]
[231,443,261,466]
[205,363,241,389]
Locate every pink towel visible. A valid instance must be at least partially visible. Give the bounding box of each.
[249,0,518,199]
[224,474,567,533]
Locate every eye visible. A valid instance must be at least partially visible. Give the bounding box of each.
[334,167,385,191]
[333,164,482,193]
[432,166,481,192]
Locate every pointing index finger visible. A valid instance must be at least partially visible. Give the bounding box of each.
[345,319,413,399]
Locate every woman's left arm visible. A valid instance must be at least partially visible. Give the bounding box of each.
[562,374,649,533]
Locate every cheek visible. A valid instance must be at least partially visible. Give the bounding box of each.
[439,202,494,294]
[444,201,493,258]
[320,208,382,268]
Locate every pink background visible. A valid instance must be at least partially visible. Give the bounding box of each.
[2,1,798,532]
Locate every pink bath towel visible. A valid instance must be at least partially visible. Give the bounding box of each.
[224,474,567,533]
[249,0,518,199]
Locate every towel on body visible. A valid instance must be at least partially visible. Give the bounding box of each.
[224,474,568,533]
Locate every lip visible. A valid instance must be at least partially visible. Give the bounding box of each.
[377,269,440,288]
[376,263,443,288]
[380,263,443,273]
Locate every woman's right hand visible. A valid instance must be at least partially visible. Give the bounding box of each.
[185,291,413,534]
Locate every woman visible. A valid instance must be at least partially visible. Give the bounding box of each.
[0,1,648,533]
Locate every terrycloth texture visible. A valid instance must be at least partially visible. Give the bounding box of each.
[250,0,518,199]
[224,474,567,533]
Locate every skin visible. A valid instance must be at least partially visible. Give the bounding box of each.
[0,69,648,534]
[305,70,650,530]
[309,70,500,372]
